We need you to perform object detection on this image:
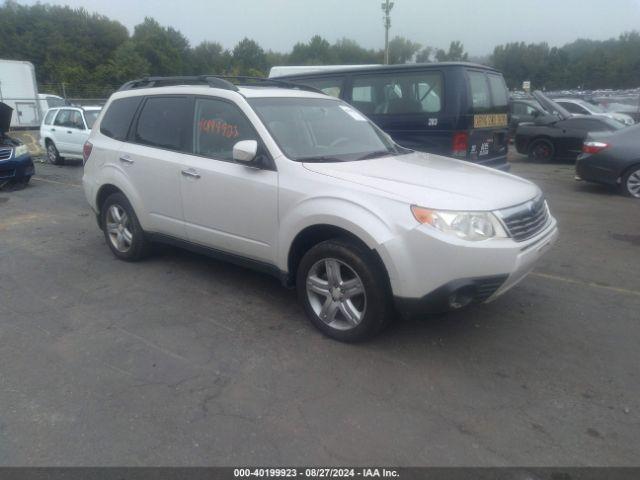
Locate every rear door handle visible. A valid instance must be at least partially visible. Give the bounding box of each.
[119,155,134,165]
[67,130,73,134]
[181,168,201,179]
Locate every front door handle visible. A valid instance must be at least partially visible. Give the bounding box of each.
[67,130,73,134]
[181,168,201,179]
[119,155,134,165]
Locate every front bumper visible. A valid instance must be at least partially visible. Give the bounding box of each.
[0,153,35,181]
[380,217,559,317]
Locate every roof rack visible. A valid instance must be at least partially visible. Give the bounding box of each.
[118,75,323,95]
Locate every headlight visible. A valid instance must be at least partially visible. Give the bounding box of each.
[411,206,508,241]
[14,145,29,157]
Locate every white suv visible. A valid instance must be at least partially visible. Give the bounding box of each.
[82,76,558,342]
[40,106,102,164]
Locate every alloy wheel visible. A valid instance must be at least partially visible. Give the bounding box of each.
[306,258,367,331]
[106,204,133,253]
[47,144,58,163]
[627,170,640,198]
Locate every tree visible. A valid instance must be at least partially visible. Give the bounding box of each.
[131,17,190,75]
[288,35,335,65]
[232,38,268,76]
[332,38,381,64]
[415,47,433,63]
[190,41,231,75]
[435,41,469,62]
[388,36,422,64]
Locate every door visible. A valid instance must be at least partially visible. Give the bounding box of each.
[52,109,73,152]
[180,97,278,264]
[117,95,193,239]
[64,110,89,156]
[15,102,38,127]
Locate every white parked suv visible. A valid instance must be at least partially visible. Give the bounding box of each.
[40,106,102,164]
[82,76,558,342]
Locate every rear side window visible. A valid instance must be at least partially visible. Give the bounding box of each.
[43,110,57,125]
[559,102,587,115]
[350,71,443,115]
[100,97,142,141]
[468,71,491,111]
[292,77,343,98]
[134,96,192,151]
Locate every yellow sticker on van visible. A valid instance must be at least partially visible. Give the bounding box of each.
[473,114,508,129]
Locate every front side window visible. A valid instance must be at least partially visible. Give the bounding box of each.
[193,98,258,161]
[54,109,71,127]
[100,97,142,141]
[134,96,192,151]
[249,97,408,162]
[351,71,443,115]
[69,111,85,129]
[560,102,588,115]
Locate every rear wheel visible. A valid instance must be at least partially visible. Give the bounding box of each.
[46,141,63,165]
[528,138,555,162]
[101,192,151,261]
[296,239,393,342]
[622,166,640,198]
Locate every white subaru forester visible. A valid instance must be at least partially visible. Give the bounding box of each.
[82,76,558,342]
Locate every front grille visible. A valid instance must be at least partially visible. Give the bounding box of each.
[474,275,508,302]
[498,196,550,242]
[0,168,16,179]
[0,148,12,160]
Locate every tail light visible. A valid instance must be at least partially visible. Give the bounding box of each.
[452,131,469,157]
[582,141,609,155]
[82,141,93,165]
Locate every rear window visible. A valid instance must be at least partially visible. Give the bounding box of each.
[350,71,443,115]
[100,97,142,141]
[469,71,509,112]
[133,96,192,151]
[84,110,100,129]
[488,74,508,108]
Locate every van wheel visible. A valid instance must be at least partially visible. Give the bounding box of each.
[101,192,151,261]
[46,141,63,165]
[296,239,393,342]
[622,165,640,198]
[528,139,555,162]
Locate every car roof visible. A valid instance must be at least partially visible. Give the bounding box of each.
[274,61,500,78]
[110,85,331,101]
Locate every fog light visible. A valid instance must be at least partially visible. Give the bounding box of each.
[448,288,474,310]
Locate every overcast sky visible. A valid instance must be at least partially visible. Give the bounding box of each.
[18,0,640,55]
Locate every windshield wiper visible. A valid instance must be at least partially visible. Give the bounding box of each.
[357,150,393,160]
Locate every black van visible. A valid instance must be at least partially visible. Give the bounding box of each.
[272,63,511,170]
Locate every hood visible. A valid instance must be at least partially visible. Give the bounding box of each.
[610,112,634,125]
[533,91,571,120]
[0,102,13,136]
[303,151,540,211]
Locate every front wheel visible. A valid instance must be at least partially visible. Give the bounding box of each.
[622,166,640,198]
[46,141,63,165]
[296,239,393,342]
[528,138,555,162]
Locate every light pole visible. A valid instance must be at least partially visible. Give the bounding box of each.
[382,0,394,65]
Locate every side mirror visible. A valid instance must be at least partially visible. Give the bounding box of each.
[233,140,258,163]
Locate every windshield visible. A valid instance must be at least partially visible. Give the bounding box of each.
[84,110,100,129]
[248,97,408,162]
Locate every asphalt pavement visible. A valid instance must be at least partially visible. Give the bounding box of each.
[0,154,639,466]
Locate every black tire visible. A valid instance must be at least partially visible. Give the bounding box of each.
[101,192,151,261]
[528,138,555,162]
[46,141,64,165]
[20,176,31,185]
[296,238,393,342]
[621,165,640,199]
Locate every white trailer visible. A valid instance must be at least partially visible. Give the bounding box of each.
[269,64,380,78]
[0,59,41,128]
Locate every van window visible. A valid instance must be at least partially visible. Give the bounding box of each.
[134,96,192,151]
[43,109,57,125]
[101,97,142,141]
[193,98,258,161]
[487,74,508,108]
[468,71,491,111]
[350,71,443,115]
[292,77,343,98]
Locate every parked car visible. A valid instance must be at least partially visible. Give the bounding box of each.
[82,76,558,342]
[270,63,512,170]
[0,102,35,184]
[576,124,640,198]
[509,98,545,136]
[40,106,102,164]
[554,98,634,126]
[515,91,625,162]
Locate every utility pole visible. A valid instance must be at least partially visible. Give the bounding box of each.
[382,0,394,65]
